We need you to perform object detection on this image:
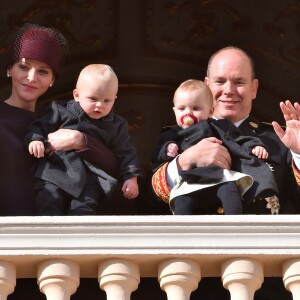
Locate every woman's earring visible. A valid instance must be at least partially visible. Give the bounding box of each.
[49,83,53,87]
[7,73,10,77]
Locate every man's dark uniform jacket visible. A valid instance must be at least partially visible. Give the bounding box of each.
[25,100,141,198]
[152,117,300,213]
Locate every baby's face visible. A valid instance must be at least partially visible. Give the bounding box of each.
[173,89,213,128]
[74,77,117,119]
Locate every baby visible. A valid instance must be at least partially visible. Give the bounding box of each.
[153,79,278,215]
[26,64,141,215]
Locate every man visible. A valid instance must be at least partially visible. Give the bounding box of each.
[151,45,300,300]
[152,46,300,214]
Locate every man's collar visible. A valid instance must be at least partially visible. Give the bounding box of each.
[234,117,248,127]
[212,115,249,127]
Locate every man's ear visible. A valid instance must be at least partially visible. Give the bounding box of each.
[252,79,259,100]
[204,77,209,85]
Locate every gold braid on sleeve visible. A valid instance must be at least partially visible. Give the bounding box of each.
[152,163,171,203]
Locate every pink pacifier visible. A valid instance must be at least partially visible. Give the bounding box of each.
[180,114,198,127]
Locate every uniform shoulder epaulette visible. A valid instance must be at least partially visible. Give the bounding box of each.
[260,121,286,129]
[260,121,273,127]
[248,120,260,128]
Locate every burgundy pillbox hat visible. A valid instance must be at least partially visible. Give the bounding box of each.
[6,23,69,78]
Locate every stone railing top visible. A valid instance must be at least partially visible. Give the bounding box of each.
[0,215,299,277]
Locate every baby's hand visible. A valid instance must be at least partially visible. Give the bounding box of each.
[167,143,179,157]
[29,141,45,158]
[122,177,139,199]
[252,146,268,159]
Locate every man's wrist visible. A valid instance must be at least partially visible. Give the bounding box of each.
[75,132,87,151]
[177,153,191,171]
[177,151,196,171]
[176,154,183,171]
[166,156,180,188]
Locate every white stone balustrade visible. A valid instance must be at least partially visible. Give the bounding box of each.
[37,259,79,300]
[283,258,300,300]
[98,258,140,300]
[0,215,299,299]
[0,261,16,300]
[222,258,264,300]
[158,258,201,300]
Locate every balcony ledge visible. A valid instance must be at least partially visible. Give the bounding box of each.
[0,215,299,278]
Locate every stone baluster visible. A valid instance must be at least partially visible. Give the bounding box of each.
[222,258,264,300]
[158,258,201,300]
[37,259,79,300]
[283,258,300,300]
[98,258,140,300]
[0,261,16,300]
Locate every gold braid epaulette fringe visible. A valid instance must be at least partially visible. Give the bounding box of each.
[152,163,171,203]
[292,159,300,185]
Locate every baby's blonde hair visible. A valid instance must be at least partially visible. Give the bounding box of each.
[76,64,118,88]
[174,79,213,107]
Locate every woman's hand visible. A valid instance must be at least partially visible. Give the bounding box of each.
[47,129,86,151]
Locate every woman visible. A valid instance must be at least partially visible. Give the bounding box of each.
[0,23,117,216]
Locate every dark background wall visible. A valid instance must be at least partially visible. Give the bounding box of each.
[1,1,298,299]
[1,0,300,172]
